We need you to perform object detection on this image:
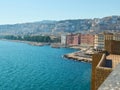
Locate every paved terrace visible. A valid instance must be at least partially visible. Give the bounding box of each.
[107,54,120,69]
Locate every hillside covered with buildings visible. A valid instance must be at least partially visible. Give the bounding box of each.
[0,16,120,35]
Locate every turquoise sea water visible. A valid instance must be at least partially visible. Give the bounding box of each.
[0,40,91,90]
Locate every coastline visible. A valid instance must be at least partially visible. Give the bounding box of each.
[0,39,93,63]
[0,39,50,46]
[63,45,94,63]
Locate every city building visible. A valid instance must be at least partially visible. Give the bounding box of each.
[81,34,95,46]
[66,34,73,45]
[113,33,120,41]
[66,33,81,46]
[94,33,105,50]
[61,35,67,45]
[72,34,81,45]
[104,32,113,40]
[94,32,114,51]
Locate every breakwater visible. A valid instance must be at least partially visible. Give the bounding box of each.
[64,51,92,63]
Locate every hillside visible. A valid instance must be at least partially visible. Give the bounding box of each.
[0,16,120,35]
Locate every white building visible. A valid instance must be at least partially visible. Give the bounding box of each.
[61,35,67,45]
[113,33,120,41]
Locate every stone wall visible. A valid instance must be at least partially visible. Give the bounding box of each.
[98,64,120,90]
[91,53,112,90]
[95,67,112,90]
[91,53,103,90]
[105,40,120,55]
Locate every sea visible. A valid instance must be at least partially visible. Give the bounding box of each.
[0,40,91,90]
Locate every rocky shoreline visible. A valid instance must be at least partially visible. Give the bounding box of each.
[64,52,92,63]
[63,46,95,63]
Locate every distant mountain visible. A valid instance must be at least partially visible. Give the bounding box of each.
[0,16,120,35]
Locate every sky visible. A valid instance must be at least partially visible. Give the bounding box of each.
[0,0,120,24]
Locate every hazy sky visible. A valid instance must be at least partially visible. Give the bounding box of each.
[0,0,120,24]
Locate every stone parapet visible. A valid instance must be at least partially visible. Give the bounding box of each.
[98,64,120,90]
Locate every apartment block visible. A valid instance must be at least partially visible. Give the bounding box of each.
[94,33,105,50]
[66,33,81,46]
[81,34,95,46]
[94,32,114,51]
[61,35,67,45]
[113,33,120,41]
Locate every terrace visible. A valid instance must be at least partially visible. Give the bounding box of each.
[97,54,120,69]
[95,54,120,90]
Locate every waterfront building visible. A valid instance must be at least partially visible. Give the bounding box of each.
[91,38,120,90]
[104,32,113,40]
[66,33,81,46]
[104,33,120,53]
[94,33,104,50]
[94,32,114,51]
[72,34,81,45]
[113,33,120,41]
[81,34,95,46]
[66,34,73,45]
[61,34,67,45]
